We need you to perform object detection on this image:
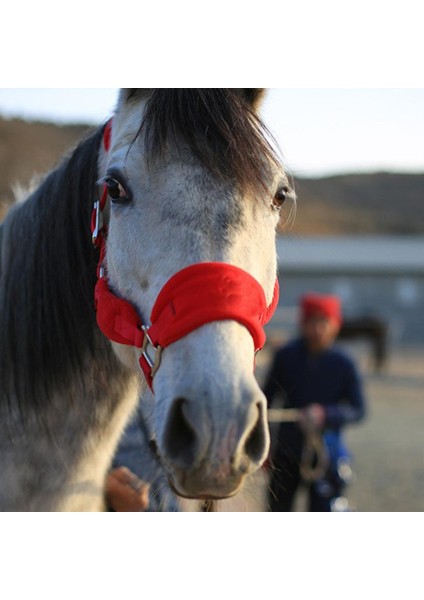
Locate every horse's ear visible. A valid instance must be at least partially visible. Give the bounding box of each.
[236,89,267,111]
[120,89,152,103]
[120,89,266,110]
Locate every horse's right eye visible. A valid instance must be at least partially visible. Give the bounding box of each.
[105,177,130,204]
[271,186,289,211]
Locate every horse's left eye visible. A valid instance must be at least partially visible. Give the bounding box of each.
[105,177,130,204]
[272,186,289,211]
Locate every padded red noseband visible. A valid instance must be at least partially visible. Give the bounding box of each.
[92,119,279,390]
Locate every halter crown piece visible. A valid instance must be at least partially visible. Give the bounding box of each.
[92,120,279,390]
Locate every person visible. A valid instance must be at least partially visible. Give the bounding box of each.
[105,400,180,512]
[263,293,366,512]
[106,465,150,512]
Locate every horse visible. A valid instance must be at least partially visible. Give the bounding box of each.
[338,316,388,371]
[0,89,292,511]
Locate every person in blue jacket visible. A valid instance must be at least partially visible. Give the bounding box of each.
[263,293,366,512]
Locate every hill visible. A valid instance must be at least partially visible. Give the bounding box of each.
[293,173,424,235]
[0,118,92,218]
[1,117,423,235]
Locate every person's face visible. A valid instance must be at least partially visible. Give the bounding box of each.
[301,314,340,353]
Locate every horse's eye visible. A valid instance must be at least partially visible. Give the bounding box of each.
[272,186,289,211]
[105,177,130,204]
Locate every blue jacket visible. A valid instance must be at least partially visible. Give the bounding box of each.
[263,338,366,431]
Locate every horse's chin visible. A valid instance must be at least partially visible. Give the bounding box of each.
[167,470,244,501]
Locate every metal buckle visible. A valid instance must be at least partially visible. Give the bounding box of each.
[92,200,101,245]
[140,326,163,379]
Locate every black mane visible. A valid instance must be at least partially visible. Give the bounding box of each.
[130,89,281,196]
[0,125,112,415]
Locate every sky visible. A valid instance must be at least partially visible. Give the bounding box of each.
[0,88,423,177]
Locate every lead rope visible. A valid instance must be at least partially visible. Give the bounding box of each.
[200,500,218,512]
[267,408,329,482]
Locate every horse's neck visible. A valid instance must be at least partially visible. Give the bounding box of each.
[55,376,140,512]
[0,372,139,511]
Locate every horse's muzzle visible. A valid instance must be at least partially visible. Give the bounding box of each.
[159,393,269,500]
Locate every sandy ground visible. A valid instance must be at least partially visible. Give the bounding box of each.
[188,343,424,512]
[343,345,424,512]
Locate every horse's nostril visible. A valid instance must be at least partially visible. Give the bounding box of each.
[163,398,198,469]
[243,402,267,464]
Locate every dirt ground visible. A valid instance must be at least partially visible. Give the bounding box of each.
[343,344,424,512]
[192,343,424,512]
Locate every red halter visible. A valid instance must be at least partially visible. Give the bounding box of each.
[92,120,279,390]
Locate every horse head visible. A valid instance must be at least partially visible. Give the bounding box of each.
[97,89,293,500]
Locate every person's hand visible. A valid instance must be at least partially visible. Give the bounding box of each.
[105,466,150,512]
[299,404,326,432]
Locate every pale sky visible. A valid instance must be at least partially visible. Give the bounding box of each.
[0,88,423,177]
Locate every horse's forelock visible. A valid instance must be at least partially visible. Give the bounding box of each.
[123,89,281,197]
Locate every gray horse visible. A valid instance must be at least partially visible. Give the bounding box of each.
[0,89,292,510]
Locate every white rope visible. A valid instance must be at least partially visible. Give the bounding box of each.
[267,408,329,482]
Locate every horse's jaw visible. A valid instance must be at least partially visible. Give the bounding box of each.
[150,321,270,500]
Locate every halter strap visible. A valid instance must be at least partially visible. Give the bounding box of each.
[92,119,279,390]
[95,266,279,388]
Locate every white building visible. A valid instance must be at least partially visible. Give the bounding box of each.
[272,235,424,346]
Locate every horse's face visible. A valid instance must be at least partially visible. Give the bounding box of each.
[101,89,292,499]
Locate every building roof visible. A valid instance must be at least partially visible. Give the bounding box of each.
[276,235,424,274]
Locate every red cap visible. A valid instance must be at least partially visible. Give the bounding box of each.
[301,293,342,326]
